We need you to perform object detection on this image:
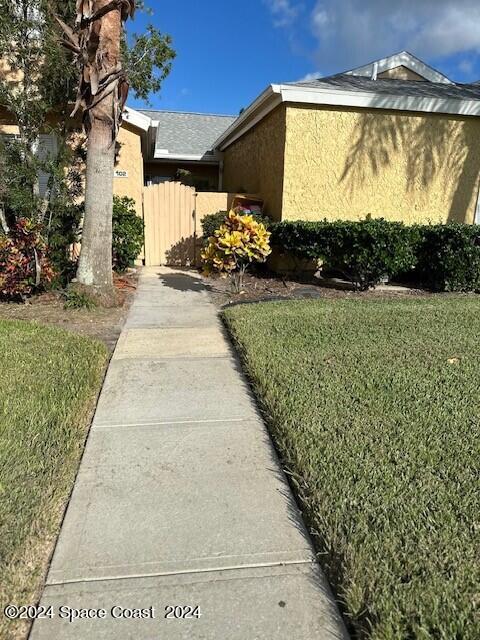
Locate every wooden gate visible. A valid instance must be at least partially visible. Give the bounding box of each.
[143,182,196,266]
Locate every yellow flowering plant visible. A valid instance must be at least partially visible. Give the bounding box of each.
[201,208,272,291]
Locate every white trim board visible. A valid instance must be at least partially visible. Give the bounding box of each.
[281,85,480,116]
[123,107,151,131]
[153,152,220,162]
[345,51,453,85]
[216,83,480,151]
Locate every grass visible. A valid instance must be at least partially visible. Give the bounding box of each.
[223,297,480,640]
[0,320,107,639]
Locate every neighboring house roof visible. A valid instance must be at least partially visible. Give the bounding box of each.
[139,110,237,161]
[215,57,480,151]
[344,51,453,84]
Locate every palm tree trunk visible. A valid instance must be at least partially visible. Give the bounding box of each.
[76,95,115,291]
[75,0,124,297]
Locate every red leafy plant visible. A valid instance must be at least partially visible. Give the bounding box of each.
[0,219,55,299]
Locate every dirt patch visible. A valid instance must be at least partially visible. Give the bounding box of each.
[0,273,138,351]
[206,269,428,308]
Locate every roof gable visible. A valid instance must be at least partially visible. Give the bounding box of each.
[344,51,453,84]
[140,110,237,161]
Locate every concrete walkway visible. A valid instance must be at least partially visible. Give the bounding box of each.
[31,267,347,640]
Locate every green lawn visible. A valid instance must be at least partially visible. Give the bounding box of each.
[0,320,107,638]
[224,297,480,640]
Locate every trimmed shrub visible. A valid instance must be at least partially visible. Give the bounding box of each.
[112,196,144,272]
[0,218,55,299]
[201,209,272,291]
[202,211,228,240]
[202,208,271,241]
[414,224,480,292]
[272,218,419,290]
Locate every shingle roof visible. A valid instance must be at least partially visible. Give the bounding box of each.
[287,74,480,102]
[139,110,237,159]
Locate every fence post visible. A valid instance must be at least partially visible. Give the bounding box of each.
[193,191,198,267]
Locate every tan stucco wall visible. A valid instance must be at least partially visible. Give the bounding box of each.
[282,104,480,224]
[223,105,287,220]
[378,66,425,81]
[114,123,144,217]
[195,192,231,222]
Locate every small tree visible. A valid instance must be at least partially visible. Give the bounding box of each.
[0,1,79,230]
[202,209,272,292]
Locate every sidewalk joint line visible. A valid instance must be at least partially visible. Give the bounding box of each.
[47,560,314,587]
[92,418,251,429]
[112,355,232,361]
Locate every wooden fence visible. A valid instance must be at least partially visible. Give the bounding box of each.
[143,183,231,266]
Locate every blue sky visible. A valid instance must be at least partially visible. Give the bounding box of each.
[127,0,480,116]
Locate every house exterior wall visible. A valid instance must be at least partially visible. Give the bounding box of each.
[282,104,480,224]
[222,105,287,220]
[114,123,144,217]
[1,109,145,218]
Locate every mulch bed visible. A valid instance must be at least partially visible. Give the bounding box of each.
[0,271,138,352]
[206,269,427,308]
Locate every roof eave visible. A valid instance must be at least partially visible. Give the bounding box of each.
[153,151,221,162]
[215,84,282,151]
[216,83,480,151]
[123,106,152,131]
[280,84,480,116]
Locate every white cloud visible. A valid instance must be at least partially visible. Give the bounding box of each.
[297,71,323,82]
[264,0,300,27]
[310,0,480,71]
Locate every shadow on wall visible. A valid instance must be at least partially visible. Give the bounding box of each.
[165,235,196,267]
[340,97,480,223]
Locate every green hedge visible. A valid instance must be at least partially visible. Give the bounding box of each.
[201,211,228,240]
[272,219,419,290]
[272,219,480,292]
[415,224,480,292]
[112,196,144,272]
[201,210,271,241]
